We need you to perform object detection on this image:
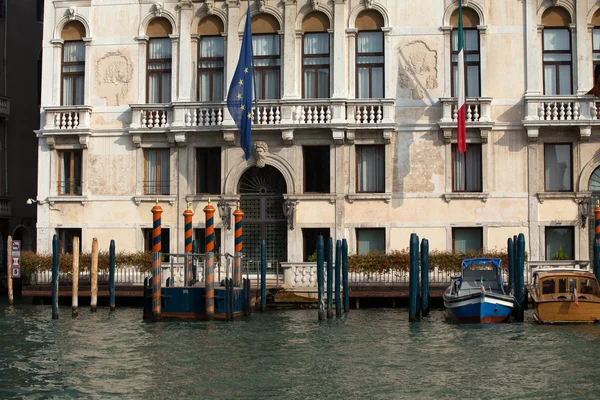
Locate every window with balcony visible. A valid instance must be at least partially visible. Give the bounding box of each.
[195,228,222,254]
[452,143,482,192]
[196,147,221,194]
[302,12,330,99]
[57,228,81,254]
[144,149,170,195]
[61,21,86,106]
[356,145,384,193]
[357,228,385,255]
[251,14,281,100]
[198,16,224,102]
[452,227,483,253]
[546,226,574,260]
[450,8,480,97]
[58,150,82,195]
[356,10,384,99]
[303,146,330,193]
[541,7,572,95]
[544,143,572,191]
[146,18,173,103]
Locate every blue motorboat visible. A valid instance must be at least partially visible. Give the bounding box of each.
[443,258,515,324]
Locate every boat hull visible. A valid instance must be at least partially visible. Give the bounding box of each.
[444,292,514,324]
[533,299,600,324]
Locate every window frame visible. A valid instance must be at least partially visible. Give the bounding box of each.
[356,228,386,255]
[146,37,172,104]
[57,228,82,254]
[57,149,82,196]
[452,227,483,253]
[143,148,170,195]
[61,40,85,106]
[253,33,281,100]
[545,226,575,261]
[355,144,385,193]
[355,30,385,99]
[451,143,482,192]
[450,27,481,98]
[542,27,573,95]
[544,142,573,192]
[302,32,330,99]
[197,35,225,102]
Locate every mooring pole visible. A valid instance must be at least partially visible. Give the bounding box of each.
[342,239,349,313]
[335,240,342,317]
[594,201,600,281]
[233,203,244,287]
[409,233,419,322]
[72,236,79,317]
[6,235,12,306]
[515,233,525,322]
[109,240,116,312]
[260,239,267,312]
[183,204,194,284]
[151,201,163,321]
[420,238,430,317]
[326,237,333,319]
[317,235,325,321]
[204,199,216,321]
[90,238,99,313]
[52,234,59,320]
[507,237,514,294]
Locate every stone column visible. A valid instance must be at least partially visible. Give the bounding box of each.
[170,34,180,102]
[382,27,392,98]
[332,0,347,99]
[525,0,541,95]
[527,142,540,260]
[576,3,591,94]
[346,29,357,99]
[178,1,193,101]
[135,36,149,103]
[224,3,241,123]
[50,40,63,105]
[282,0,297,99]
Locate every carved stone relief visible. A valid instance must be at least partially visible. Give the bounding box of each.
[398,40,438,100]
[95,52,134,106]
[253,141,268,168]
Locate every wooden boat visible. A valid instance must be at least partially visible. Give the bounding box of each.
[443,258,515,324]
[528,262,600,324]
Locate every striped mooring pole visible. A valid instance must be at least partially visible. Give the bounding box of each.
[109,239,116,312]
[183,204,194,284]
[233,203,244,287]
[51,234,59,320]
[204,199,216,321]
[151,200,163,321]
[594,201,600,281]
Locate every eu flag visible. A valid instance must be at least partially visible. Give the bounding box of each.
[227,8,253,160]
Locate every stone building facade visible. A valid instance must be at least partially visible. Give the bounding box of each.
[35,0,600,265]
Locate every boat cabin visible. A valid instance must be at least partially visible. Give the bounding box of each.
[450,258,504,295]
[533,270,599,301]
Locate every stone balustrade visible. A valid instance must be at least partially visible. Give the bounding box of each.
[130,104,172,129]
[43,105,92,130]
[439,97,492,124]
[524,95,596,122]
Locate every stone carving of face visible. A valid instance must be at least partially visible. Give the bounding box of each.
[254,141,268,168]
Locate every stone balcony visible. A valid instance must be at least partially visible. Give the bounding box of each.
[128,98,396,145]
[438,97,494,143]
[37,105,93,149]
[522,94,600,141]
[0,96,9,118]
[0,197,11,217]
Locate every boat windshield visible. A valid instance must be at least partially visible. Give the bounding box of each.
[539,276,598,296]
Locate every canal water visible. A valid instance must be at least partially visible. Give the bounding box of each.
[2,303,600,399]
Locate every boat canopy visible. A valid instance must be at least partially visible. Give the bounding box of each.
[461,258,502,270]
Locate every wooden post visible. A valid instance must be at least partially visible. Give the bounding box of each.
[342,239,349,313]
[420,238,430,317]
[52,235,59,319]
[109,240,116,312]
[335,240,341,317]
[151,201,163,320]
[326,237,333,319]
[90,238,99,313]
[72,236,79,317]
[507,237,514,295]
[515,233,526,322]
[316,234,325,320]
[409,233,419,322]
[204,199,215,320]
[6,235,12,306]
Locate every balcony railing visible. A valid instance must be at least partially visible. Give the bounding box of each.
[43,105,92,130]
[130,104,172,129]
[143,181,170,195]
[524,95,597,122]
[439,97,492,124]
[0,96,9,117]
[57,180,82,196]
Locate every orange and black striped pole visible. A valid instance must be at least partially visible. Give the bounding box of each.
[151,200,163,320]
[183,204,194,284]
[204,199,215,320]
[594,200,600,280]
[233,202,244,287]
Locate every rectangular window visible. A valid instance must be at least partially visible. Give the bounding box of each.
[302,228,330,262]
[545,226,574,260]
[147,38,172,103]
[541,278,555,295]
[196,147,221,194]
[356,228,385,255]
[144,228,170,261]
[451,29,480,97]
[544,143,572,191]
[356,31,384,99]
[543,29,572,95]
[144,149,170,195]
[452,143,482,192]
[57,228,82,254]
[303,33,330,99]
[452,227,483,253]
[195,228,222,254]
[303,146,330,193]
[198,36,224,102]
[62,41,85,105]
[356,145,384,193]
[58,150,82,195]
[253,34,281,99]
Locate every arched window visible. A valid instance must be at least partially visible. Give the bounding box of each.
[251,14,281,100]
[302,12,330,99]
[450,8,480,97]
[356,10,384,99]
[146,18,172,103]
[198,16,224,102]
[542,7,572,95]
[61,21,86,105]
[592,10,600,74]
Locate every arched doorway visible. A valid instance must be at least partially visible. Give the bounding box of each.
[13,226,33,252]
[589,166,600,261]
[239,165,287,268]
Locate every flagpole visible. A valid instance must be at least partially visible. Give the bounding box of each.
[249,0,259,126]
[457,0,466,154]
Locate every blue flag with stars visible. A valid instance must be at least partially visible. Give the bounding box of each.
[227,7,253,160]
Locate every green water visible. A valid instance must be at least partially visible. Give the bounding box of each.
[1,303,600,399]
